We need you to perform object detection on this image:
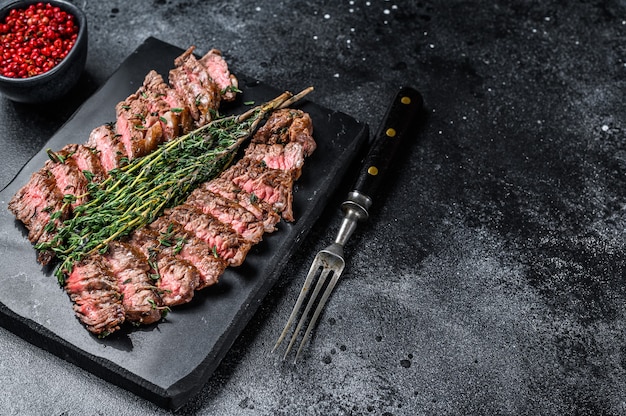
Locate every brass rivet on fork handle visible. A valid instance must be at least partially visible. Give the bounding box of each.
[273,86,426,362]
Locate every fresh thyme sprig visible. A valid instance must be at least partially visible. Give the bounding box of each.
[36,87,313,283]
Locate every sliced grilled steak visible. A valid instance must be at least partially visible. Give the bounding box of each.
[115,81,163,160]
[45,151,89,211]
[138,70,192,140]
[149,217,227,289]
[220,157,295,221]
[198,49,239,101]
[8,45,257,335]
[126,227,200,307]
[102,241,162,324]
[114,70,194,160]
[87,124,127,172]
[205,177,281,233]
[63,144,108,184]
[244,142,306,179]
[186,184,266,243]
[165,204,251,266]
[8,169,69,264]
[65,257,125,335]
[169,47,222,126]
[252,109,316,157]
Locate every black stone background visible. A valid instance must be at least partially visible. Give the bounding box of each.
[0,1,625,415]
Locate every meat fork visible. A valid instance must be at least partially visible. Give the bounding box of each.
[273,86,426,361]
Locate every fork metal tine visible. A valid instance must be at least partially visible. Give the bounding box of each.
[294,263,344,362]
[284,265,332,360]
[272,255,324,353]
[273,193,371,361]
[274,244,347,362]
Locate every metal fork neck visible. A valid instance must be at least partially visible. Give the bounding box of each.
[335,191,372,247]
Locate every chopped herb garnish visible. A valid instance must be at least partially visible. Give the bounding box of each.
[173,237,186,255]
[222,85,243,95]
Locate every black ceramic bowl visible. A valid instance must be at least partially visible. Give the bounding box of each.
[0,0,87,103]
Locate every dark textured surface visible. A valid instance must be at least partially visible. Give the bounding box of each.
[0,0,625,415]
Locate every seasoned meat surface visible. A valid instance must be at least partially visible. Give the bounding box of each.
[169,46,222,127]
[252,109,316,156]
[186,185,267,243]
[165,204,252,266]
[148,217,227,289]
[87,124,127,172]
[8,169,69,265]
[65,257,125,335]
[221,157,295,221]
[103,241,162,324]
[66,144,108,184]
[205,177,281,233]
[45,153,89,210]
[244,142,306,179]
[125,227,200,307]
[198,49,239,101]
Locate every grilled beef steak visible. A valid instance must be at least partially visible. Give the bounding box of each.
[65,257,125,335]
[169,47,230,127]
[102,241,162,325]
[165,204,252,267]
[125,227,201,307]
[148,217,227,290]
[220,157,295,221]
[251,109,316,157]
[9,47,238,267]
[8,46,318,336]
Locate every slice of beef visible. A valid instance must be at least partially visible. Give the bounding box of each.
[114,70,195,160]
[252,109,316,157]
[288,110,316,156]
[185,185,266,243]
[160,81,193,137]
[244,142,306,179]
[155,257,200,306]
[220,157,295,221]
[148,217,227,289]
[205,177,281,233]
[165,204,251,266]
[102,241,162,324]
[126,227,200,307]
[87,124,127,172]
[13,144,105,265]
[65,257,125,335]
[45,151,89,211]
[169,46,222,126]
[198,49,239,102]
[137,70,192,140]
[115,81,163,160]
[8,169,69,264]
[65,144,108,183]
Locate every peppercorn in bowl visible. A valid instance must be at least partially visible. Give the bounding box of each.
[0,0,87,103]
